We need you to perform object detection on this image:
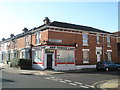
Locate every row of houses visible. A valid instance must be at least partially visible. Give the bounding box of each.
[0,17,119,71]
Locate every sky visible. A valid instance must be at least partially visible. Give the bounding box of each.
[0,1,119,41]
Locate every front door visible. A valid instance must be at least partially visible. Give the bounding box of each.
[97,51,101,62]
[47,54,53,69]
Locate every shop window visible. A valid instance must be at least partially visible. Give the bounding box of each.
[33,50,42,63]
[57,50,74,63]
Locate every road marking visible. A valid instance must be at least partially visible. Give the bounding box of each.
[69,83,77,86]
[50,77,55,78]
[74,82,83,85]
[45,77,50,79]
[85,84,94,88]
[80,85,89,88]
[57,78,63,81]
[64,79,72,82]
[59,81,67,83]
[51,78,58,81]
[44,77,93,88]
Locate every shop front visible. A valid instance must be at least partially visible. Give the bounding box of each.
[32,45,75,71]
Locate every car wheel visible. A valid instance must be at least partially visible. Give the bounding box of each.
[105,67,109,71]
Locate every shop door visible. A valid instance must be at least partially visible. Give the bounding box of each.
[47,54,53,69]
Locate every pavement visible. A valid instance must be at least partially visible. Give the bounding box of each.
[94,79,120,90]
[0,63,119,89]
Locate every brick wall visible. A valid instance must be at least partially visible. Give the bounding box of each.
[17,37,25,49]
[47,30,119,64]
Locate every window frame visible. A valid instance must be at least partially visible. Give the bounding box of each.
[36,32,41,45]
[107,36,111,47]
[82,33,88,45]
[96,35,100,44]
[82,49,89,63]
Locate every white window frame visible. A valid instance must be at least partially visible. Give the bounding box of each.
[82,33,88,46]
[96,35,100,44]
[25,35,29,46]
[107,50,112,61]
[82,49,89,63]
[36,32,40,44]
[107,36,111,47]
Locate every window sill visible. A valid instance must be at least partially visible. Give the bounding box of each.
[83,61,89,63]
[35,43,42,46]
[83,44,89,46]
[97,42,100,44]
[107,45,111,47]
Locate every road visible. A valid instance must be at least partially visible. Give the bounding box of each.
[1,69,119,89]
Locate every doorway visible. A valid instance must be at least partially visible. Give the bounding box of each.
[97,51,101,62]
[47,54,53,69]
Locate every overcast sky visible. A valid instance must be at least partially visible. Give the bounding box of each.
[0,1,118,41]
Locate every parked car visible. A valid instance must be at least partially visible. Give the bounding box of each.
[96,61,119,71]
[115,63,120,70]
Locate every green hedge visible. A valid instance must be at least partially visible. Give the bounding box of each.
[10,58,32,69]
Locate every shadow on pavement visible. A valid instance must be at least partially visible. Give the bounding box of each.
[19,73,34,76]
[59,68,120,76]
[2,78,14,83]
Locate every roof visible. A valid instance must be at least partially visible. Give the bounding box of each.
[113,31,120,36]
[47,21,112,34]
[0,20,112,42]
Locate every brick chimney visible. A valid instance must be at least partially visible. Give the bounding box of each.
[43,17,50,25]
[23,27,28,33]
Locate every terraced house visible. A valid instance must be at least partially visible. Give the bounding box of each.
[0,17,119,71]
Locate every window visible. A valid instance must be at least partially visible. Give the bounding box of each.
[96,35,100,44]
[2,53,4,61]
[33,50,42,63]
[57,50,74,63]
[25,51,29,59]
[14,52,17,58]
[22,52,24,58]
[107,36,111,47]
[25,35,29,46]
[83,33,88,45]
[108,51,112,61]
[36,32,40,44]
[83,50,89,63]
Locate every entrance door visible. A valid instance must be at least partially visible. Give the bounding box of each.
[47,54,53,69]
[97,51,101,62]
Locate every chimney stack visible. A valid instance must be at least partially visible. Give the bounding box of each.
[10,34,14,38]
[23,27,28,33]
[43,17,50,25]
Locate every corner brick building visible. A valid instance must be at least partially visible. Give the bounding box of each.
[0,18,119,70]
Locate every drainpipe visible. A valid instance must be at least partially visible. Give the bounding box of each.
[102,34,105,61]
[30,32,33,68]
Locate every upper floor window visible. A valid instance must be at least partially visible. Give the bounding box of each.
[36,32,40,44]
[83,33,88,45]
[107,36,111,47]
[25,35,29,46]
[96,35,100,44]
